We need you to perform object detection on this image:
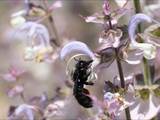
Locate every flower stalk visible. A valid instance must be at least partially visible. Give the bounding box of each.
[115,48,131,120]
[42,0,61,47]
[106,15,131,120]
[133,0,151,85]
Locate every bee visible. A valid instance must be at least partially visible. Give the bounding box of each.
[71,59,94,108]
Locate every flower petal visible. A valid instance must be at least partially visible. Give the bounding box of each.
[130,95,160,120]
[7,85,24,98]
[130,42,156,59]
[128,13,152,42]
[19,22,50,46]
[11,16,26,27]
[15,104,34,120]
[49,1,62,11]
[125,59,141,65]
[60,41,95,60]
[83,13,104,24]
[2,73,16,82]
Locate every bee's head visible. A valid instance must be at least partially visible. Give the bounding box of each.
[75,58,93,69]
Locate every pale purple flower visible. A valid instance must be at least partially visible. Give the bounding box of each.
[8,104,38,120]
[15,22,53,62]
[1,66,25,82]
[129,94,160,120]
[82,0,129,25]
[128,13,157,59]
[7,85,24,98]
[103,92,130,118]
[44,100,65,119]
[103,0,110,15]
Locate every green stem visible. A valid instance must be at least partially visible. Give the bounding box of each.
[133,0,151,85]
[142,58,151,85]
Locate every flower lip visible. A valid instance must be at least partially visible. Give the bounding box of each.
[60,41,95,61]
[128,13,158,59]
[128,13,152,42]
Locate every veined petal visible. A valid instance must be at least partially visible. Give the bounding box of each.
[60,41,95,60]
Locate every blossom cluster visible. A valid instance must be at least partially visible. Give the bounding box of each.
[2,0,160,120]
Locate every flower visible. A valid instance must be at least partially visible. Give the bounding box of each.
[92,92,130,120]
[81,0,129,26]
[8,104,40,120]
[129,92,160,120]
[11,1,62,27]
[98,29,123,48]
[1,66,25,82]
[60,41,95,60]
[7,85,24,98]
[44,100,65,119]
[14,22,53,62]
[60,41,98,79]
[104,92,129,116]
[128,13,160,60]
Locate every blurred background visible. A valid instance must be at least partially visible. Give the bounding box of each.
[0,0,160,119]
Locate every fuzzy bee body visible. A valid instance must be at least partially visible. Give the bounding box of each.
[72,59,94,108]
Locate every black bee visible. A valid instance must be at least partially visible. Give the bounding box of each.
[71,59,94,108]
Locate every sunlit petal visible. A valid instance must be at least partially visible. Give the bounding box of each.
[60,41,95,60]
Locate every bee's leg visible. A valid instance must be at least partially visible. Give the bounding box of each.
[84,81,94,85]
[83,88,90,95]
[85,71,91,78]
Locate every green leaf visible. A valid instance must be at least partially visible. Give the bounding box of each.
[150,27,160,37]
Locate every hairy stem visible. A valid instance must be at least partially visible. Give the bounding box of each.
[133,0,151,85]
[42,0,61,47]
[115,48,131,120]
[106,15,131,120]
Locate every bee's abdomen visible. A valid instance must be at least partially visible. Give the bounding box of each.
[74,92,93,108]
[73,83,93,108]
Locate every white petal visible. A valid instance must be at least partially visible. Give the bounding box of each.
[11,10,27,17]
[60,41,95,60]
[11,16,26,27]
[125,59,141,65]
